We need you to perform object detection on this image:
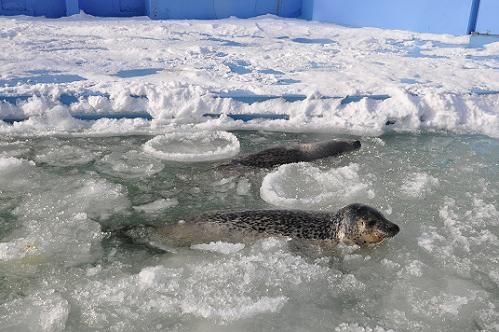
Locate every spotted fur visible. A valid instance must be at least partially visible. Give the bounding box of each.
[122,204,399,251]
[235,139,361,168]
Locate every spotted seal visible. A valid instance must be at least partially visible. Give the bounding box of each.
[232,139,361,168]
[121,204,399,251]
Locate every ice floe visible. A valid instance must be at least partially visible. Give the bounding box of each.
[143,130,240,162]
[260,163,374,209]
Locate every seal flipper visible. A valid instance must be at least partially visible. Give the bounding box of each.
[115,224,178,254]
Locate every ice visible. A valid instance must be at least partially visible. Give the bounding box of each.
[34,144,100,167]
[334,323,395,332]
[400,172,440,197]
[0,161,130,263]
[0,290,69,332]
[95,150,164,178]
[133,198,179,214]
[143,130,240,162]
[0,133,498,331]
[0,156,36,191]
[191,241,245,254]
[236,177,252,196]
[0,140,30,158]
[1,13,499,330]
[66,238,330,328]
[260,163,374,210]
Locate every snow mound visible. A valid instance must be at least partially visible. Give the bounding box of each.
[143,130,240,162]
[260,163,374,209]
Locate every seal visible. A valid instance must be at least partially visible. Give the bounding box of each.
[233,139,361,168]
[121,204,399,252]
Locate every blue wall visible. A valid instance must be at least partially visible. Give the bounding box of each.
[306,0,475,35]
[147,0,302,20]
[0,0,489,37]
[475,0,499,34]
[79,0,145,17]
[0,0,73,18]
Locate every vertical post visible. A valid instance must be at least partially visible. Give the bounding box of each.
[276,0,283,16]
[467,0,481,34]
[66,0,79,16]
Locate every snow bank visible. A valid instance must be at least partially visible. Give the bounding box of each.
[0,17,498,138]
[1,87,498,138]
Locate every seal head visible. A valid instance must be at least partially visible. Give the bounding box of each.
[336,204,399,246]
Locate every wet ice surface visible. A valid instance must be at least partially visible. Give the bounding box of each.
[0,131,498,332]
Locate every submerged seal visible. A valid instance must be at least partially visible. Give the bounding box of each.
[233,139,361,168]
[122,204,399,252]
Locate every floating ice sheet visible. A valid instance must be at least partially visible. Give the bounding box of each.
[260,163,374,210]
[95,150,164,178]
[143,130,240,162]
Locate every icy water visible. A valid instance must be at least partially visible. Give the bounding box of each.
[0,131,498,332]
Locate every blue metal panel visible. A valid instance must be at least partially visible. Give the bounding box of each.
[147,0,215,19]
[120,0,143,12]
[79,0,145,17]
[309,0,474,35]
[66,0,79,15]
[0,0,69,17]
[1,0,27,11]
[475,0,499,34]
[277,0,302,17]
[215,0,272,19]
[147,0,301,20]
[301,0,314,19]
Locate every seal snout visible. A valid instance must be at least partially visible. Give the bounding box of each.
[381,220,400,237]
[390,223,400,236]
[352,140,361,149]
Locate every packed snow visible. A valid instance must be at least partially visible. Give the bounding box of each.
[0,15,498,137]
